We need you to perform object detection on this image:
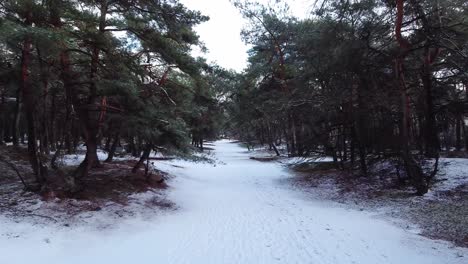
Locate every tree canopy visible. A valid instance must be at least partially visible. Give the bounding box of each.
[226,0,468,195]
[0,0,224,192]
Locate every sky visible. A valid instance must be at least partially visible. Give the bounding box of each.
[179,0,313,72]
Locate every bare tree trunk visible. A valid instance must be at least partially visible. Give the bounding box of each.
[12,87,22,146]
[456,116,461,151]
[21,11,48,186]
[105,129,120,162]
[73,0,108,179]
[395,0,427,195]
[462,120,468,152]
[37,46,50,155]
[267,122,280,156]
[132,144,152,173]
[342,127,348,162]
[0,89,5,145]
[49,90,57,151]
[199,137,204,151]
[356,77,368,176]
[287,114,297,156]
[421,53,439,158]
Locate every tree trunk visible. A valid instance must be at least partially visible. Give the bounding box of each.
[0,90,5,145]
[463,123,468,153]
[37,46,50,155]
[395,0,428,195]
[73,0,108,178]
[104,134,112,152]
[455,116,461,151]
[199,137,204,151]
[356,76,368,176]
[72,136,100,182]
[12,86,22,146]
[132,144,152,173]
[21,12,48,186]
[105,130,120,162]
[267,122,280,156]
[342,127,347,162]
[421,57,439,158]
[49,90,57,151]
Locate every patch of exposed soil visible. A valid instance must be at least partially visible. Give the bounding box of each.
[46,160,169,201]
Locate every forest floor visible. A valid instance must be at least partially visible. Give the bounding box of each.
[0,140,467,264]
[249,147,468,248]
[288,161,468,248]
[0,145,173,227]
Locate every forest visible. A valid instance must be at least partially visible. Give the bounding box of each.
[1,0,468,262]
[0,0,227,193]
[226,0,468,195]
[0,0,467,196]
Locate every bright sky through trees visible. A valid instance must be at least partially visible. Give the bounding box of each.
[180,0,312,72]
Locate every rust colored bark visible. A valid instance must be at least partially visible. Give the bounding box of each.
[394,0,428,195]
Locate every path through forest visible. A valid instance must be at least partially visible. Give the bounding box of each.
[1,140,467,264]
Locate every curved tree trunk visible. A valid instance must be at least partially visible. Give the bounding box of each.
[105,129,120,162]
[132,144,152,173]
[395,0,427,195]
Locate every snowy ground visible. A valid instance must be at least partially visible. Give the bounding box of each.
[426,158,468,198]
[1,140,467,264]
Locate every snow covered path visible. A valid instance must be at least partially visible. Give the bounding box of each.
[1,140,467,264]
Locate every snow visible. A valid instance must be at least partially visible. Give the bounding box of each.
[60,149,134,166]
[281,156,334,165]
[1,140,467,264]
[422,158,468,200]
[60,149,111,166]
[432,158,468,192]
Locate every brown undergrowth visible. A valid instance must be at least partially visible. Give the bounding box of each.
[0,145,174,225]
[43,160,168,201]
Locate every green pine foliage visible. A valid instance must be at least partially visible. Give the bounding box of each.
[0,0,224,192]
[226,0,468,195]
